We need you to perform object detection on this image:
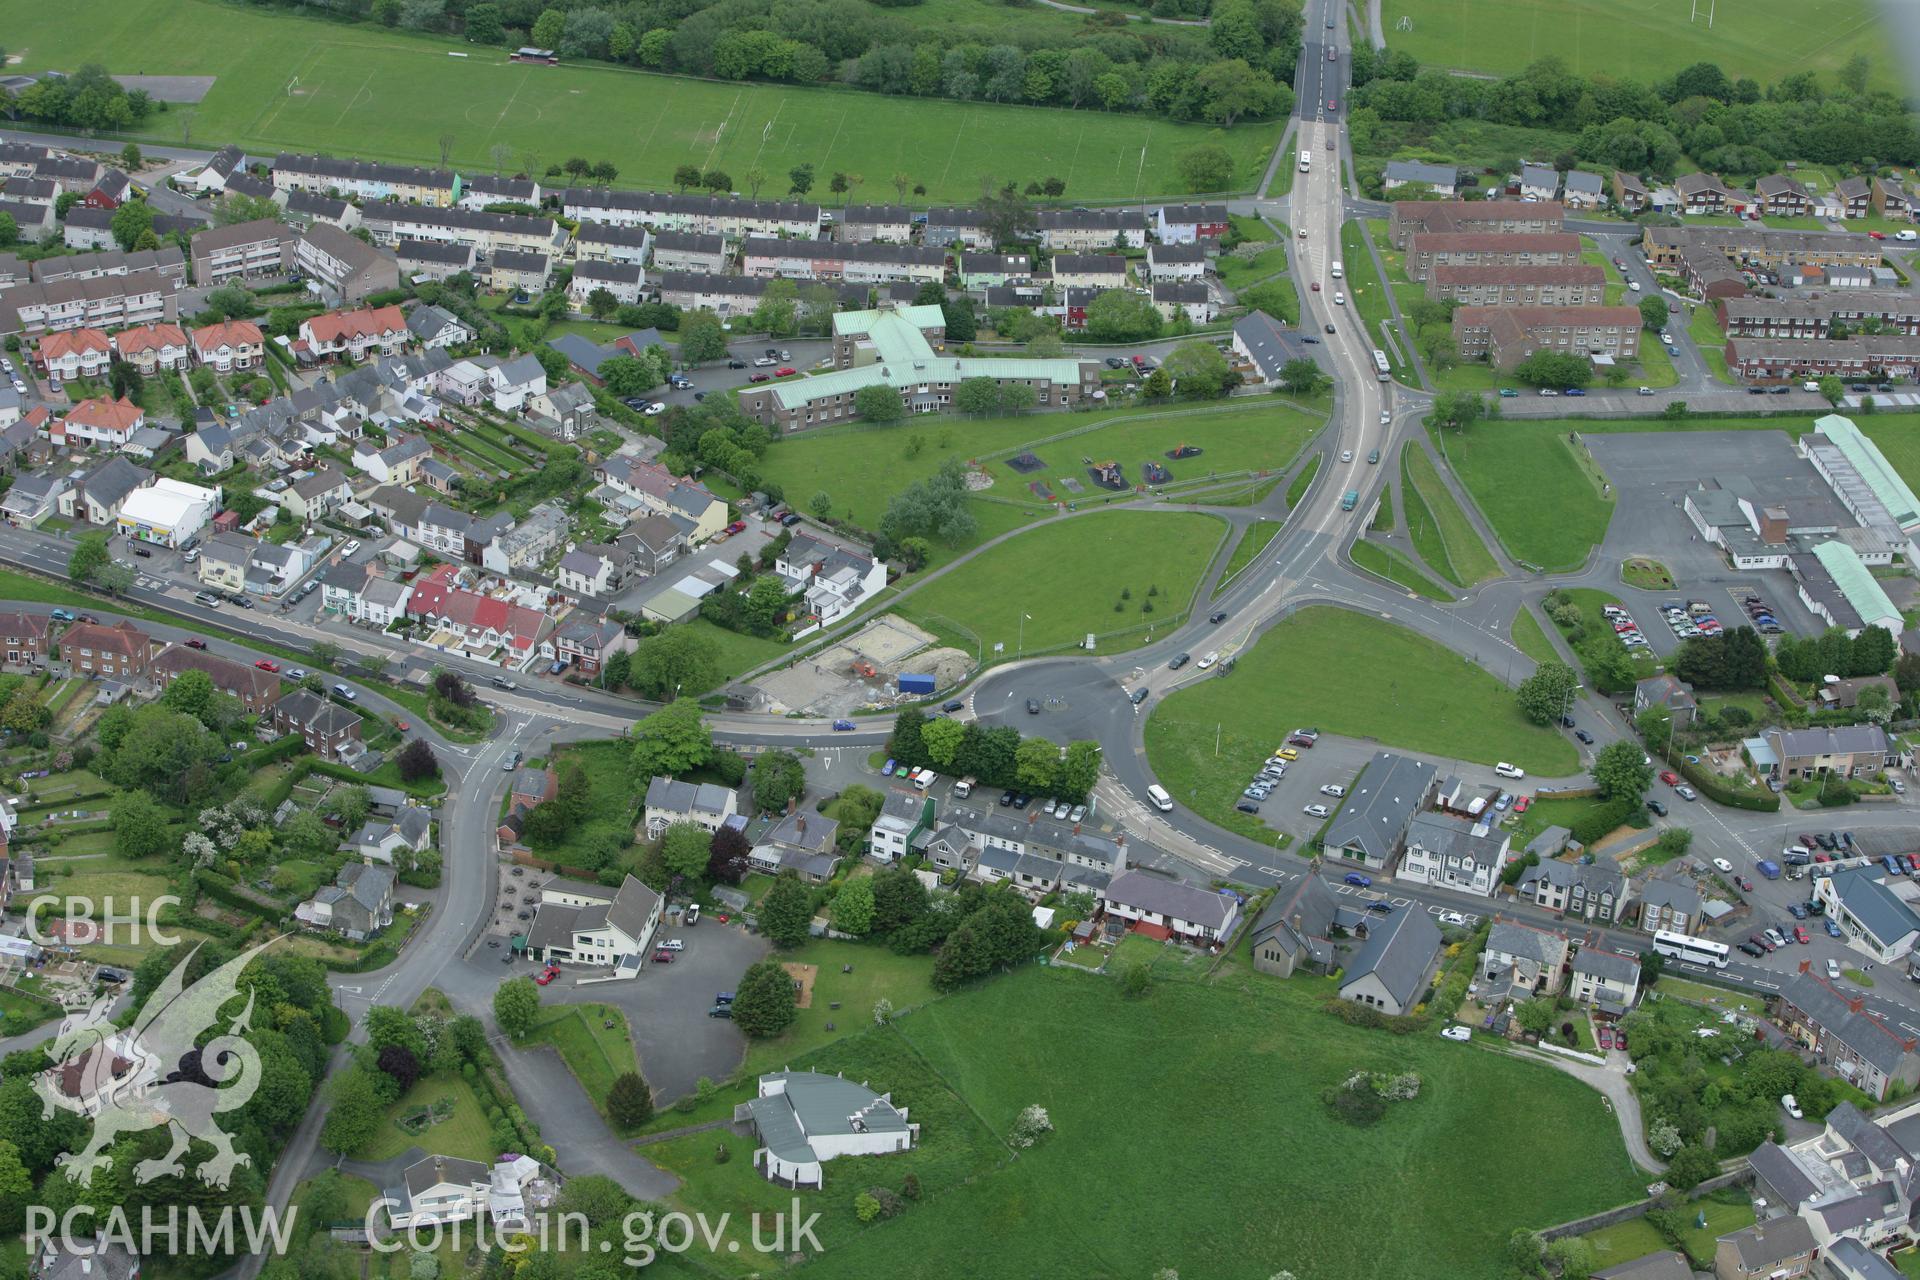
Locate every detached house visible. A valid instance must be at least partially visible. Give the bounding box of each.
[775,533,886,626]
[1757,174,1814,218]
[487,354,546,414]
[750,812,842,883]
[525,873,662,970]
[295,862,394,940]
[1676,171,1733,215]
[1481,920,1569,999]
[1338,908,1442,1016]
[1395,811,1513,897]
[642,777,739,840]
[1570,948,1641,1010]
[743,1071,917,1189]
[271,688,364,760]
[352,806,432,865]
[1637,876,1700,935]
[1248,874,1354,978]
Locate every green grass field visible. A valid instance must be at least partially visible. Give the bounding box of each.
[1688,303,1735,383]
[681,617,792,690]
[361,1074,498,1163]
[785,965,1641,1280]
[1510,605,1559,666]
[1401,443,1499,585]
[12,0,1273,200]
[1381,0,1895,89]
[1214,518,1282,596]
[524,1002,642,1122]
[1146,606,1580,839]
[898,509,1225,657]
[1340,221,1409,381]
[762,399,1324,569]
[1351,538,1453,600]
[741,937,942,1076]
[1434,423,1615,572]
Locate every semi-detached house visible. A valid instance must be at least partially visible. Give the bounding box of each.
[36,328,110,381]
[1050,254,1127,290]
[1154,203,1228,244]
[191,320,264,373]
[111,323,190,375]
[57,620,153,679]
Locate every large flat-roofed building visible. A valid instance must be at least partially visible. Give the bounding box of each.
[1425,263,1606,306]
[1388,200,1565,249]
[736,304,1098,431]
[1450,305,1642,369]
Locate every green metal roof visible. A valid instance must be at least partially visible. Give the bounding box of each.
[831,304,946,337]
[774,308,1087,409]
[1814,414,1920,529]
[1813,539,1901,626]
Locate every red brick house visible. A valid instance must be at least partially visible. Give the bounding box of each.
[57,621,154,678]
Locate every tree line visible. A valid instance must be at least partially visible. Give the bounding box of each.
[1348,48,1920,185]
[241,0,1296,132]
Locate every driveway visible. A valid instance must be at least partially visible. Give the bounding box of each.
[558,918,772,1104]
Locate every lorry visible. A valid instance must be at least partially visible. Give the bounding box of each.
[897,672,936,696]
[1757,859,1782,879]
[953,776,976,799]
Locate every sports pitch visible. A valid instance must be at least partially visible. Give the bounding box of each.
[1382,0,1898,90]
[5,0,1276,201]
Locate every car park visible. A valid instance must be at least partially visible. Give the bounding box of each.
[1319,784,1346,797]
[1826,918,1844,938]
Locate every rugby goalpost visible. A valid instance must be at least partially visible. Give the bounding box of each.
[1395,16,1411,31]
[1689,0,1716,28]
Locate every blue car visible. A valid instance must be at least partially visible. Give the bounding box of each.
[49,608,73,622]
[1563,387,1586,396]
[1788,902,1809,920]
[831,719,856,731]
[1826,918,1843,938]
[882,758,896,776]
[1343,871,1372,888]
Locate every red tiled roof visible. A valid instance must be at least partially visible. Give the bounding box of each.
[64,396,143,432]
[59,620,150,660]
[303,304,406,344]
[191,319,263,353]
[38,328,110,359]
[112,323,188,355]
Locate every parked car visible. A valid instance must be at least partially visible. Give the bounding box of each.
[1343,871,1372,887]
[1303,803,1330,818]
[1712,857,1733,872]
[1574,729,1594,744]
[775,366,797,377]
[707,1005,733,1018]
[831,719,856,731]
[184,638,207,650]
[1025,698,1041,714]
[1782,1093,1803,1119]
[1440,1026,1471,1042]
[1793,925,1811,945]
[49,608,74,622]
[1647,799,1668,817]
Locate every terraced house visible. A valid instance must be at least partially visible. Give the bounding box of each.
[1036,208,1148,251]
[560,188,821,240]
[358,202,562,259]
[271,153,456,206]
[739,238,945,285]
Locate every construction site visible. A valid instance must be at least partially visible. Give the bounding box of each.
[745,615,973,718]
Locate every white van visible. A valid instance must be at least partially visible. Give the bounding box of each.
[1330,261,1344,279]
[1494,762,1526,780]
[1146,784,1174,812]
[912,768,936,791]
[1899,229,1917,241]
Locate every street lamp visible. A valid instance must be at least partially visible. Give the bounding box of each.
[1018,612,1031,655]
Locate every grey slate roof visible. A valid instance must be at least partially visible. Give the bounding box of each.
[1591,1252,1690,1280]
[745,1070,910,1166]
[1386,160,1458,188]
[1717,1217,1813,1271]
[1323,752,1436,862]
[1773,725,1888,758]
[1828,866,1920,948]
[1747,1140,1820,1209]
[1340,907,1441,1009]
[1827,1236,1904,1280]
[1486,920,1565,967]
[78,456,151,513]
[1639,876,1700,916]
[1101,870,1236,930]
[1572,948,1638,986]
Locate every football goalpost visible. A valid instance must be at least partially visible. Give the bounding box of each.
[286,74,299,95]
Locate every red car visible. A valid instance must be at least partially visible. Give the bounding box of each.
[1659,770,1679,786]
[1614,1031,1627,1052]
[1512,795,1531,813]
[1598,1025,1613,1049]
[651,949,674,964]
[1869,230,1886,240]
[255,659,279,673]
[1794,925,1811,944]
[748,373,771,383]
[394,720,411,732]
[535,964,560,985]
[1327,98,1337,110]
[726,521,746,535]
[775,366,797,377]
[185,638,208,650]
[1310,282,1321,291]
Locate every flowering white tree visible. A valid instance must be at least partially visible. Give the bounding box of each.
[1009,1104,1053,1149]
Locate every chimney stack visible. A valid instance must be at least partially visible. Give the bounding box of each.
[797,816,807,836]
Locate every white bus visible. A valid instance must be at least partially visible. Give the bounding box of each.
[1299,150,1311,173]
[1371,349,1391,381]
[1651,930,1730,969]
[1146,784,1174,812]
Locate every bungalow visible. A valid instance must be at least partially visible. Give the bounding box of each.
[524,873,662,969]
[57,620,153,679]
[191,319,265,373]
[1633,674,1698,727]
[2,471,70,527]
[1338,908,1442,1016]
[749,812,842,883]
[1099,869,1238,945]
[1383,160,1458,196]
[642,777,738,840]
[294,862,393,939]
[458,174,543,210]
[185,144,246,194]
[37,328,112,381]
[111,323,190,375]
[271,688,364,760]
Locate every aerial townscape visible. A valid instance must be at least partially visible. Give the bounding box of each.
[9,0,1920,1279]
